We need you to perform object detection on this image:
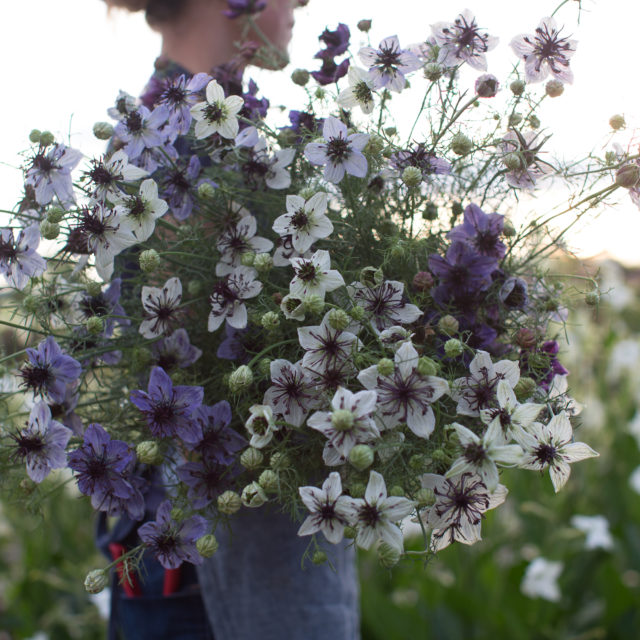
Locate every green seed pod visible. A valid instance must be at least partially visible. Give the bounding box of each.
[508,113,523,127]
[240,446,263,470]
[327,308,350,331]
[258,358,272,376]
[39,220,59,240]
[291,68,310,86]
[417,356,438,377]
[302,294,324,314]
[585,290,600,306]
[357,18,372,32]
[389,485,405,497]
[438,314,459,335]
[217,490,242,515]
[510,79,525,96]
[187,279,203,296]
[22,294,40,314]
[615,164,640,189]
[29,129,42,144]
[450,133,472,156]
[528,115,541,129]
[258,469,279,493]
[609,114,626,131]
[197,181,216,199]
[377,358,394,377]
[229,365,253,393]
[502,153,522,171]
[349,444,374,471]
[408,454,428,472]
[513,376,537,401]
[39,131,55,146]
[254,253,273,273]
[349,305,365,321]
[84,569,109,594]
[378,541,401,568]
[424,63,444,82]
[545,79,564,97]
[46,206,65,223]
[402,166,422,188]
[444,338,463,358]
[343,525,357,539]
[139,249,160,273]
[312,550,328,565]
[270,452,290,471]
[196,534,219,558]
[502,219,516,237]
[93,122,114,140]
[261,311,280,331]
[136,441,161,465]
[86,316,104,336]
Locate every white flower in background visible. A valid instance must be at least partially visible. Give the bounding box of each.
[358,342,449,438]
[570,515,614,551]
[420,472,507,552]
[599,260,633,311]
[112,178,168,242]
[548,374,582,417]
[607,339,640,383]
[245,405,279,449]
[208,266,262,332]
[216,214,273,276]
[289,250,344,299]
[191,79,244,140]
[516,411,598,492]
[86,149,149,203]
[307,387,380,466]
[629,412,640,449]
[629,466,640,494]
[273,192,333,253]
[263,359,316,427]
[521,557,563,602]
[345,470,415,552]
[139,277,182,338]
[337,66,376,114]
[378,326,414,352]
[298,472,353,544]
[451,350,520,417]
[446,421,523,491]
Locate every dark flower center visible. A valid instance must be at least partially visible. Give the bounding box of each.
[163,85,188,106]
[463,442,487,465]
[290,209,309,229]
[376,45,401,70]
[153,401,176,425]
[85,456,109,480]
[320,503,336,521]
[126,196,147,220]
[535,443,557,465]
[359,503,381,527]
[11,433,44,458]
[0,237,17,261]
[252,416,269,435]
[156,352,178,370]
[80,293,110,318]
[167,169,190,192]
[33,154,54,173]
[211,279,238,305]
[296,262,318,282]
[125,111,143,133]
[88,163,114,186]
[326,137,350,161]
[205,103,224,123]
[20,364,52,395]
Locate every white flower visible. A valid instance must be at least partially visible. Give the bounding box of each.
[358,342,449,438]
[570,515,614,551]
[629,466,640,494]
[516,411,598,492]
[190,80,244,140]
[87,149,149,203]
[289,250,344,299]
[298,472,353,544]
[307,387,380,465]
[358,36,422,92]
[263,359,316,427]
[451,350,520,417]
[337,66,376,114]
[216,214,273,276]
[139,277,182,339]
[273,192,333,253]
[208,266,262,332]
[521,557,563,602]
[378,326,414,352]
[112,178,168,242]
[344,470,415,552]
[245,405,279,449]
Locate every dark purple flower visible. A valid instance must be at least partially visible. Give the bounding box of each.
[156,73,211,135]
[177,459,231,509]
[48,381,83,435]
[448,204,506,259]
[138,500,208,569]
[25,143,83,206]
[223,0,266,18]
[316,23,350,58]
[130,367,203,443]
[311,57,350,86]
[499,277,529,309]
[152,328,202,370]
[68,423,144,520]
[10,401,71,483]
[240,79,269,126]
[0,226,46,290]
[113,105,170,160]
[391,143,451,181]
[19,336,82,404]
[475,73,499,98]
[158,155,208,221]
[189,401,246,465]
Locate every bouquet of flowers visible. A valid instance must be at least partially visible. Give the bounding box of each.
[1,8,631,588]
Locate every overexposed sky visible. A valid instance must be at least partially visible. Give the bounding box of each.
[1,0,638,264]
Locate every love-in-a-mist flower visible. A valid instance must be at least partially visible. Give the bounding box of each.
[448,204,506,259]
[245,404,279,449]
[152,328,202,370]
[289,249,344,299]
[358,36,422,92]
[138,500,208,569]
[510,17,577,84]
[516,411,598,492]
[431,10,498,71]
[190,79,244,140]
[10,401,71,483]
[113,105,170,160]
[358,342,449,438]
[337,67,376,114]
[208,266,262,331]
[298,472,354,544]
[158,154,211,221]
[570,515,614,551]
[189,401,246,465]
[272,192,333,253]
[0,226,46,290]
[304,117,369,184]
[263,359,316,427]
[75,277,130,337]
[236,128,295,190]
[139,277,183,339]
[307,387,380,465]
[521,557,563,602]
[343,470,415,552]
[157,72,211,135]
[390,143,451,182]
[216,213,273,276]
[112,178,168,242]
[501,129,553,190]
[130,366,203,443]
[451,350,520,417]
[177,459,230,509]
[83,150,149,203]
[223,0,266,19]
[25,143,83,206]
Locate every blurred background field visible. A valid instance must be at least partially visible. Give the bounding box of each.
[1,258,639,639]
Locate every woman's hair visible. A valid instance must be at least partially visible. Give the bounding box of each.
[105,0,187,25]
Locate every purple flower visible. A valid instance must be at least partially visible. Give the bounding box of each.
[139,500,208,569]
[499,277,529,309]
[130,367,203,443]
[113,105,170,160]
[68,423,145,520]
[358,36,422,92]
[304,117,368,184]
[188,401,246,465]
[285,110,324,139]
[521,340,568,389]
[223,0,266,19]
[0,226,46,290]
[475,73,500,98]
[501,129,553,190]
[510,17,577,84]
[217,324,250,361]
[157,72,211,135]
[177,460,231,509]
[431,10,498,71]
[19,336,82,404]
[158,155,209,221]
[25,143,83,206]
[448,204,506,259]
[152,328,202,370]
[391,143,451,181]
[10,401,71,483]
[316,23,350,58]
[310,57,350,86]
[48,382,83,435]
[77,278,130,337]
[240,79,269,125]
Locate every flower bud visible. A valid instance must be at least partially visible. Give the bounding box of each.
[241,481,268,508]
[377,358,394,376]
[170,507,185,521]
[384,126,397,137]
[20,478,37,495]
[401,166,422,188]
[258,357,272,376]
[508,113,523,127]
[444,338,463,358]
[348,444,374,471]
[360,266,384,287]
[475,74,499,98]
[431,448,448,464]
[585,290,600,306]
[229,365,253,393]
[514,327,537,349]
[377,541,401,568]
[261,311,280,331]
[270,451,290,470]
[298,186,316,200]
[417,356,438,377]
[502,219,516,237]
[187,279,203,296]
[422,202,438,221]
[412,271,434,292]
[139,249,160,273]
[291,68,310,86]
[194,182,215,200]
[510,79,525,96]
[331,408,355,432]
[365,134,385,156]
[240,446,263,470]
[450,133,472,156]
[327,308,350,331]
[343,525,357,539]
[451,201,463,218]
[93,122,114,140]
[39,220,59,240]
[39,131,55,146]
[513,376,537,401]
[315,87,326,100]
[217,490,242,515]
[312,550,328,565]
[240,251,256,267]
[424,63,444,82]
[503,153,522,171]
[414,487,436,507]
[438,314,459,335]
[84,569,109,594]
[136,440,161,465]
[281,294,304,320]
[615,164,640,189]
[258,469,279,493]
[545,79,564,97]
[528,115,541,129]
[29,129,42,144]
[357,18,372,32]
[389,485,404,497]
[302,294,324,314]
[86,316,104,336]
[349,305,365,321]
[254,253,273,272]
[46,206,65,223]
[609,114,626,131]
[22,294,40,314]
[196,534,219,558]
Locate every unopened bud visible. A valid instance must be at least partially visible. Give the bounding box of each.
[187,279,203,296]
[475,74,499,98]
[86,316,104,335]
[417,356,438,377]
[170,507,185,521]
[93,122,114,140]
[139,249,160,273]
[408,454,428,472]
[451,201,463,218]
[344,525,357,539]
[270,451,290,470]
[23,294,40,314]
[378,541,401,568]
[377,358,394,376]
[609,114,626,131]
[302,294,324,314]
[438,314,459,335]
[615,164,640,189]
[503,219,516,237]
[389,485,404,497]
[241,481,268,508]
[39,131,55,146]
[357,18,372,32]
[514,327,537,349]
[240,446,263,470]
[528,115,541,129]
[415,487,436,507]
[291,68,310,86]
[365,134,385,156]
[46,206,65,223]
[131,347,152,372]
[327,308,350,330]
[349,305,365,321]
[258,358,272,376]
[331,409,355,432]
[312,550,328,565]
[349,482,366,498]
[258,469,279,493]
[451,133,472,156]
[444,338,463,357]
[510,79,525,96]
[217,490,242,515]
[513,376,537,401]
[545,79,564,97]
[503,153,522,171]
[229,365,253,393]
[29,129,42,144]
[360,266,384,287]
[136,441,161,465]
[39,220,59,240]
[401,166,422,188]
[254,253,273,273]
[384,126,397,137]
[348,444,374,471]
[585,290,600,306]
[315,87,326,100]
[238,252,255,267]
[260,311,280,331]
[196,534,219,557]
[508,113,523,127]
[412,271,434,292]
[424,63,444,82]
[422,202,438,221]
[84,569,108,594]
